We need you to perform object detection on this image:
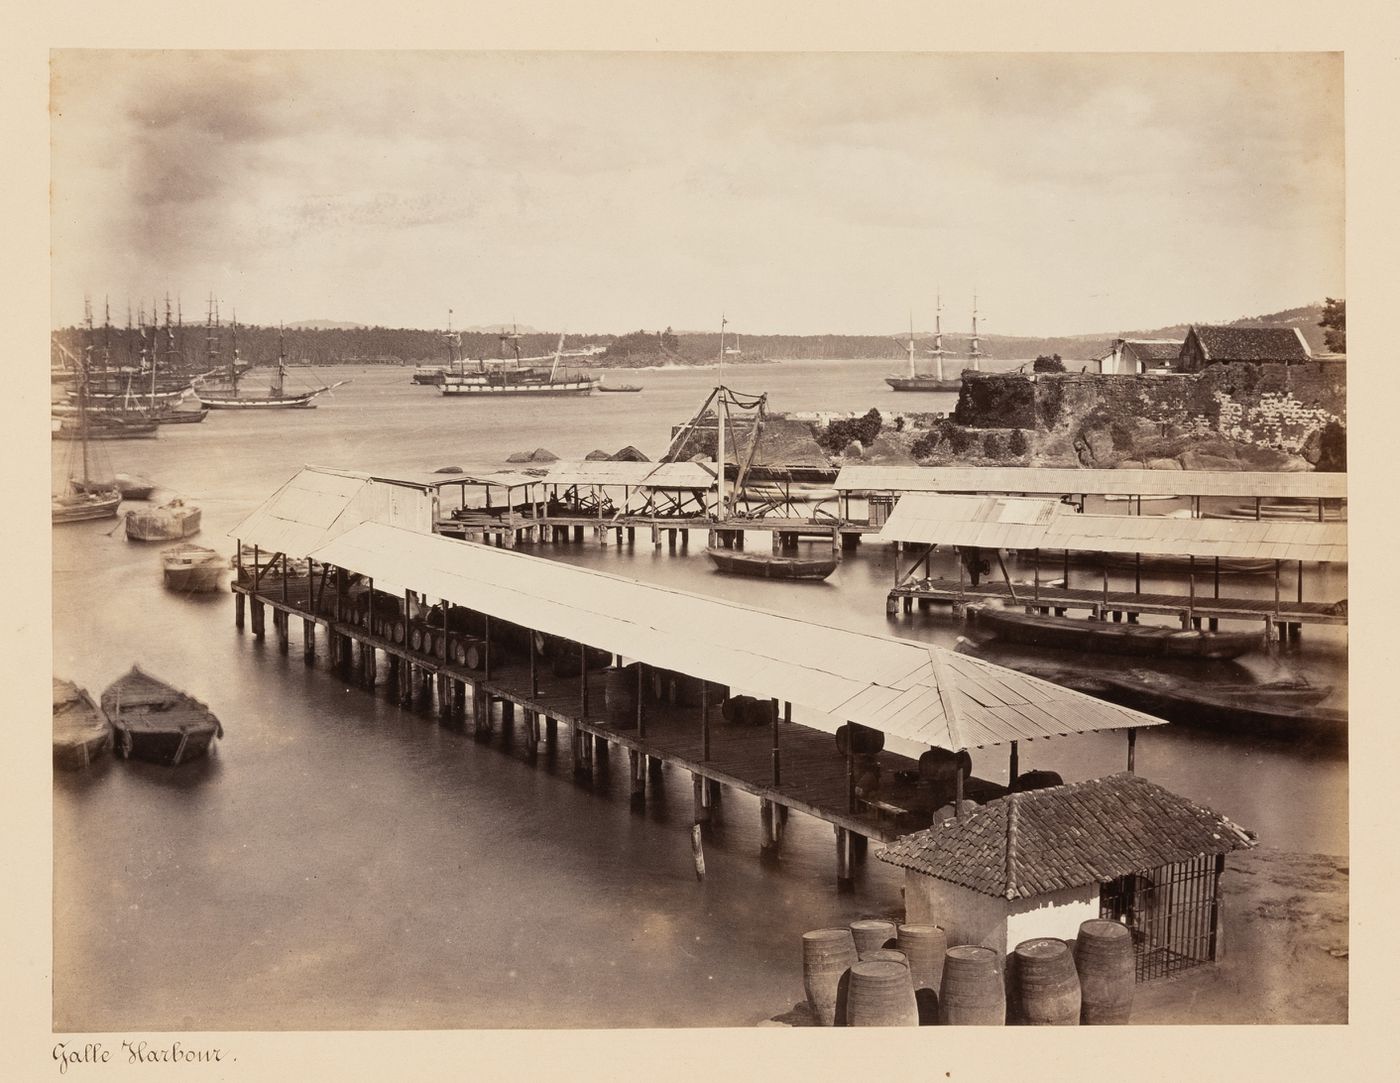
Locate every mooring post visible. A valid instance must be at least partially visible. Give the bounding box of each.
[760,799,776,852]
[235,591,245,631]
[303,618,316,663]
[691,824,706,881]
[1009,740,1019,789]
[835,827,853,888]
[629,749,645,804]
[1127,727,1138,774]
[545,716,557,744]
[693,773,711,823]
[251,600,265,638]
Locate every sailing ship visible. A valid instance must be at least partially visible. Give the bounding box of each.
[412,309,471,385]
[102,666,223,766]
[52,305,124,523]
[76,297,195,410]
[194,303,345,409]
[441,329,596,397]
[885,294,962,392]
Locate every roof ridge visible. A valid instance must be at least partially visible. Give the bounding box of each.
[1004,793,1020,900]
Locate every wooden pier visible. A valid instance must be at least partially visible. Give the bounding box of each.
[226,516,1164,890]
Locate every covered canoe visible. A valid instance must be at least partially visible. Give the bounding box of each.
[162,543,225,593]
[706,548,839,581]
[101,666,223,765]
[126,498,202,541]
[966,605,1262,660]
[53,678,113,769]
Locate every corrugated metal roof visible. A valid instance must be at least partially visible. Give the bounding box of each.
[307,522,1166,750]
[835,464,1348,500]
[878,493,1347,561]
[542,460,717,489]
[228,466,434,556]
[365,469,545,490]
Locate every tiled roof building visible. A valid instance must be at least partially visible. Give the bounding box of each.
[1178,324,1311,372]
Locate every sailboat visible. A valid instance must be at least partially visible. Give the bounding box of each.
[440,327,595,396]
[194,305,346,409]
[52,308,123,523]
[885,293,963,392]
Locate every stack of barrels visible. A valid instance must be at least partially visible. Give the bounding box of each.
[801,918,1134,1026]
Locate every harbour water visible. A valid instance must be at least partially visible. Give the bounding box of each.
[52,358,1348,1030]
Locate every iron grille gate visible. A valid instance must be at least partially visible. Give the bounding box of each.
[1100,853,1225,982]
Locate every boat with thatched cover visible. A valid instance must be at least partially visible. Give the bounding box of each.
[53,678,113,770]
[126,498,201,541]
[966,604,1262,660]
[162,543,225,593]
[101,667,222,765]
[706,548,839,581]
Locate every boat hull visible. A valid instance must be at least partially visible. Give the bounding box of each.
[126,502,202,541]
[198,393,320,409]
[52,490,121,523]
[162,544,225,592]
[597,385,643,393]
[53,679,113,770]
[706,549,839,581]
[441,379,596,397]
[885,376,963,392]
[967,604,1262,660]
[102,667,222,766]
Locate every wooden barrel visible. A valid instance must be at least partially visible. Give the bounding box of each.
[409,626,424,652]
[1011,938,1080,1025]
[391,619,405,645]
[1074,920,1135,1024]
[453,640,469,667]
[846,960,919,1027]
[938,945,1005,1026]
[605,667,639,716]
[849,919,897,955]
[462,640,485,671]
[897,923,947,993]
[919,747,973,784]
[801,928,858,1027]
[836,723,885,756]
[860,949,910,967]
[434,635,447,660]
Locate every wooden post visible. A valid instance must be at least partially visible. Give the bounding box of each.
[235,590,245,631]
[760,799,776,851]
[954,766,964,817]
[1188,555,1195,622]
[303,618,316,662]
[1127,728,1138,773]
[835,827,853,887]
[691,824,706,881]
[701,679,710,761]
[484,615,492,680]
[771,698,781,785]
[1297,560,1304,604]
[530,634,539,698]
[1273,559,1281,615]
[1009,740,1019,788]
[629,749,645,803]
[846,728,856,813]
[693,773,711,823]
[636,663,645,737]
[545,716,557,744]
[579,645,587,721]
[1033,550,1040,605]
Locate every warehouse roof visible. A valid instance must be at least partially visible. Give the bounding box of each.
[308,522,1167,751]
[834,465,1348,500]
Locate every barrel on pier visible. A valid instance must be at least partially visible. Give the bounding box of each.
[859,949,910,968]
[845,960,919,1027]
[897,923,946,1024]
[1010,938,1080,1026]
[919,747,973,785]
[849,919,897,955]
[836,723,885,756]
[938,945,1005,1026]
[1074,919,1135,1024]
[801,928,858,1027]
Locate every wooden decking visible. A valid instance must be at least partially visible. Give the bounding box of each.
[888,577,1348,629]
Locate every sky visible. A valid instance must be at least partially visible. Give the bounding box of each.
[49,51,1345,337]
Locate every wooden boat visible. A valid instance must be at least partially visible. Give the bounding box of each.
[162,543,225,593]
[126,498,201,541]
[706,548,839,581]
[966,604,1262,660]
[51,413,159,439]
[884,296,970,392]
[1061,669,1345,744]
[101,666,222,765]
[53,487,122,523]
[114,473,156,500]
[597,383,644,393]
[53,678,113,769]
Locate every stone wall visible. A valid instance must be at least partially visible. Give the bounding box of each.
[932,362,1346,468]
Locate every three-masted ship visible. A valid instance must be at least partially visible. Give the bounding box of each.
[884,293,982,392]
[194,301,344,409]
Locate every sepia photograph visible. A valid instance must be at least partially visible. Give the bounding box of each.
[18,9,1391,1071]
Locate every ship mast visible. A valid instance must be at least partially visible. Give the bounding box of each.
[932,291,946,381]
[969,292,983,372]
[208,294,228,394]
[906,311,917,378]
[275,322,287,397]
[716,314,727,518]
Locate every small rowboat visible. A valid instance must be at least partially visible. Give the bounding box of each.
[597,383,643,393]
[102,666,223,766]
[53,678,113,770]
[966,604,1262,660]
[706,548,839,581]
[162,543,225,593]
[126,498,202,541]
